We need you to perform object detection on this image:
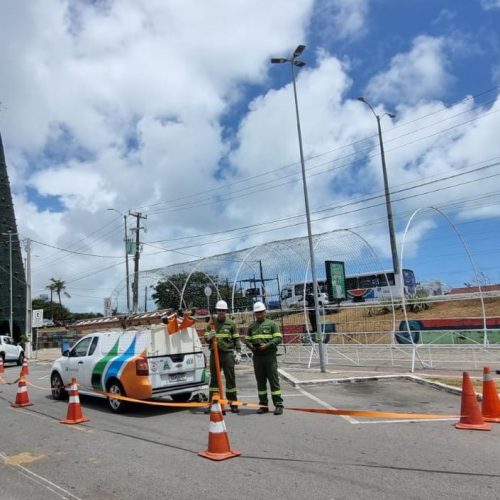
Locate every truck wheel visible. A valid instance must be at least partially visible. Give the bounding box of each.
[16,352,24,366]
[107,380,128,413]
[51,372,68,400]
[171,392,192,403]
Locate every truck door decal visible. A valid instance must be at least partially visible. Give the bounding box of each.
[104,337,138,385]
[91,338,121,390]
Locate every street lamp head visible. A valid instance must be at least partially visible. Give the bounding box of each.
[387,112,396,119]
[293,60,306,68]
[293,45,305,57]
[357,96,367,103]
[271,57,288,64]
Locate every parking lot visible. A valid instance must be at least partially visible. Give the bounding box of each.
[1,360,500,499]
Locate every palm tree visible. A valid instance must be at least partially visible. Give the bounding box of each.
[47,278,71,305]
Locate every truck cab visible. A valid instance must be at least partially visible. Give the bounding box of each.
[0,335,24,365]
[280,282,329,310]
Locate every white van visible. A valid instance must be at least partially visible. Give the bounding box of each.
[280,281,329,309]
[50,325,208,413]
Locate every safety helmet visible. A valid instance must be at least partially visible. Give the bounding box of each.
[215,300,228,310]
[253,301,266,313]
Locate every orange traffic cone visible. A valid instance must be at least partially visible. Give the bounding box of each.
[11,377,33,408]
[199,399,240,461]
[20,358,29,378]
[60,378,89,425]
[455,372,491,431]
[0,356,4,374]
[481,366,500,423]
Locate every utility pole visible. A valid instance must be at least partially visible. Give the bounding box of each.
[25,238,32,358]
[129,211,147,313]
[8,230,13,336]
[106,209,131,313]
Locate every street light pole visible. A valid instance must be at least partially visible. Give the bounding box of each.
[24,238,32,358]
[8,230,13,336]
[107,209,131,313]
[271,45,326,372]
[357,97,400,283]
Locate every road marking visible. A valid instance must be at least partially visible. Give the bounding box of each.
[352,418,457,425]
[3,452,45,465]
[8,407,93,432]
[0,451,83,500]
[238,392,303,398]
[295,387,358,424]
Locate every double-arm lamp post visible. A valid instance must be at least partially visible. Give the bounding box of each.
[271,45,326,372]
[357,97,400,284]
[107,209,130,314]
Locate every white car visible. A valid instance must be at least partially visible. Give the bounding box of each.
[0,335,24,365]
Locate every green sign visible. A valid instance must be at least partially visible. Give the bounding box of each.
[325,261,346,301]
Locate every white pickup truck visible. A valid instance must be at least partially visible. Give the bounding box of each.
[50,324,208,413]
[0,335,24,365]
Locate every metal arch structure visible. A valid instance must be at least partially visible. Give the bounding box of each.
[230,239,306,311]
[302,228,398,338]
[134,230,400,320]
[179,260,222,311]
[400,206,489,372]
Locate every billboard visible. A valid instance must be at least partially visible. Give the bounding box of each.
[325,260,346,301]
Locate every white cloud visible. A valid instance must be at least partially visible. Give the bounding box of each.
[0,1,499,313]
[480,0,500,10]
[365,35,452,105]
[313,0,370,41]
[0,0,315,312]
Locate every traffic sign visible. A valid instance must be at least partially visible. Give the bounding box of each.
[32,309,44,327]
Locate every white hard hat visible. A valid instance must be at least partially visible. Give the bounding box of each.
[253,301,266,313]
[215,300,228,310]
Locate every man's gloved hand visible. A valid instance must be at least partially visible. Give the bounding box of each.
[234,352,241,364]
[206,330,216,341]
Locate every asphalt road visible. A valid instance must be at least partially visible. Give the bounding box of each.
[0,361,499,500]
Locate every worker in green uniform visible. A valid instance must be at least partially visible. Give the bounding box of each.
[205,300,242,413]
[245,301,284,415]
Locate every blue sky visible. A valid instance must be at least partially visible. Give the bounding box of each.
[0,0,499,312]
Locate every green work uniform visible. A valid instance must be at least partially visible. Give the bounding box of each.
[205,318,241,403]
[245,318,283,408]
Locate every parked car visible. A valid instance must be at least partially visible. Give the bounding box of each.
[0,335,24,365]
[50,324,208,413]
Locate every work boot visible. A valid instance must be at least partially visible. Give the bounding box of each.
[257,407,269,414]
[230,405,239,414]
[273,406,284,416]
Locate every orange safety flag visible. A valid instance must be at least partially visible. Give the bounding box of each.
[179,315,196,329]
[167,313,180,335]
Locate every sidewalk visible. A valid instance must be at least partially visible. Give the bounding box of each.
[29,348,61,363]
[276,363,497,398]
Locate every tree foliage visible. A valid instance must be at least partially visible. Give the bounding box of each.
[152,272,252,311]
[32,299,102,323]
[32,299,70,321]
[46,278,71,305]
